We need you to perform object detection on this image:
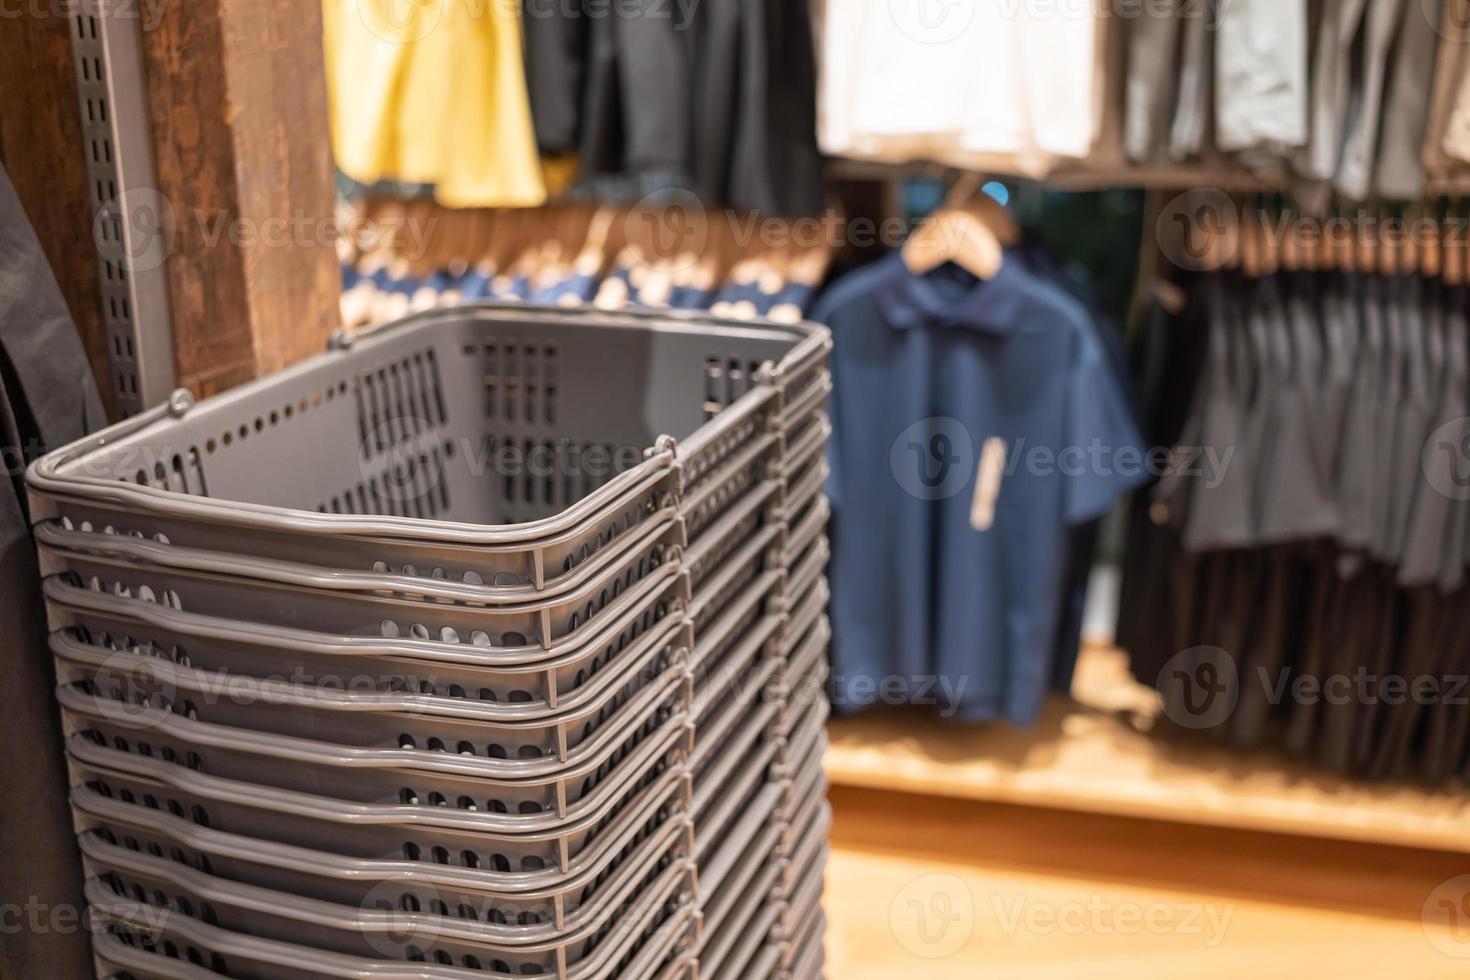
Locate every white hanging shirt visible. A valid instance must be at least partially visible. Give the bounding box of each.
[818,0,1102,171]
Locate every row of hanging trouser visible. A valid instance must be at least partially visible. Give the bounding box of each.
[1119,260,1470,784]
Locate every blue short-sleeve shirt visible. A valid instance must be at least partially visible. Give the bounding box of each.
[818,249,1146,725]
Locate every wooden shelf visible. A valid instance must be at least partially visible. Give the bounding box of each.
[822,645,1470,854]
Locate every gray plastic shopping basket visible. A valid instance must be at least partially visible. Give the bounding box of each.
[28,306,826,597]
[30,303,828,979]
[71,770,690,934]
[87,871,698,979]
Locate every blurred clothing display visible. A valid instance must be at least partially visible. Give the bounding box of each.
[0,162,105,979]
[322,0,1470,212]
[522,0,825,215]
[1213,0,1309,154]
[322,0,546,207]
[817,0,1108,177]
[816,0,1470,199]
[1120,212,1470,783]
[17,1,1470,975]
[324,0,824,214]
[1375,0,1442,198]
[815,204,1145,727]
[336,200,832,328]
[1332,0,1407,200]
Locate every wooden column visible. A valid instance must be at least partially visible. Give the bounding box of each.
[2,0,340,409]
[0,21,100,979]
[0,13,114,418]
[143,0,341,398]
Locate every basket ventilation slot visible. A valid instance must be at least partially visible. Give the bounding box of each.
[702,356,764,418]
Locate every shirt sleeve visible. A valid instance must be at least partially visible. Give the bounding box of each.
[1062,329,1150,527]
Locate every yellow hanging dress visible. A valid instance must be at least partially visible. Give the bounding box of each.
[323,0,547,208]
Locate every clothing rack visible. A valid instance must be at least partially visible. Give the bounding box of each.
[335,197,835,329]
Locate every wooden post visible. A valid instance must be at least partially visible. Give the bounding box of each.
[0,19,99,978]
[0,12,115,419]
[2,0,341,409]
[142,0,342,398]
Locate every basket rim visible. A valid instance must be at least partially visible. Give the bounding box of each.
[27,303,830,546]
[78,822,690,952]
[66,710,691,840]
[71,772,690,900]
[83,862,698,978]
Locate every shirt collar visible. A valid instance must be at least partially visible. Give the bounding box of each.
[875,250,1037,334]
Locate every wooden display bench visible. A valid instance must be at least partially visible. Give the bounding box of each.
[822,645,1470,855]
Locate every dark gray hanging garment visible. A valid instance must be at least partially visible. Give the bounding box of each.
[0,160,106,978]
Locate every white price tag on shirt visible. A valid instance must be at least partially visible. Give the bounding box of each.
[970,436,1008,532]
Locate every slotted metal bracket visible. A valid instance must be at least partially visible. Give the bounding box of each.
[69,1,176,418]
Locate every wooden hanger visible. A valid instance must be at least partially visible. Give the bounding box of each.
[501,209,534,274]
[1326,199,1349,271]
[791,236,834,287]
[704,212,735,287]
[1422,200,1442,279]
[1280,199,1301,272]
[667,231,705,303]
[1316,197,1333,271]
[482,210,506,274]
[1377,203,1398,278]
[1260,195,1281,276]
[437,207,476,278]
[1413,202,1438,279]
[760,241,794,295]
[571,205,618,279]
[1255,195,1273,273]
[391,196,426,277]
[1447,198,1466,286]
[1353,202,1376,275]
[1215,192,1241,271]
[1240,202,1262,278]
[1401,209,1419,276]
[901,172,1018,280]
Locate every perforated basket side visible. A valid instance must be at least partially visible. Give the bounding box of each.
[58,657,689,820]
[53,611,689,759]
[780,908,826,979]
[66,711,690,874]
[695,823,786,978]
[84,864,700,980]
[78,819,690,964]
[40,517,685,652]
[44,571,691,711]
[728,935,785,980]
[71,771,690,933]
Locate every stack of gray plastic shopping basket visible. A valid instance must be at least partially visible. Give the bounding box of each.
[26,304,832,980]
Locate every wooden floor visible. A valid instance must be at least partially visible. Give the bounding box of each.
[820,785,1470,978]
[811,645,1470,975]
